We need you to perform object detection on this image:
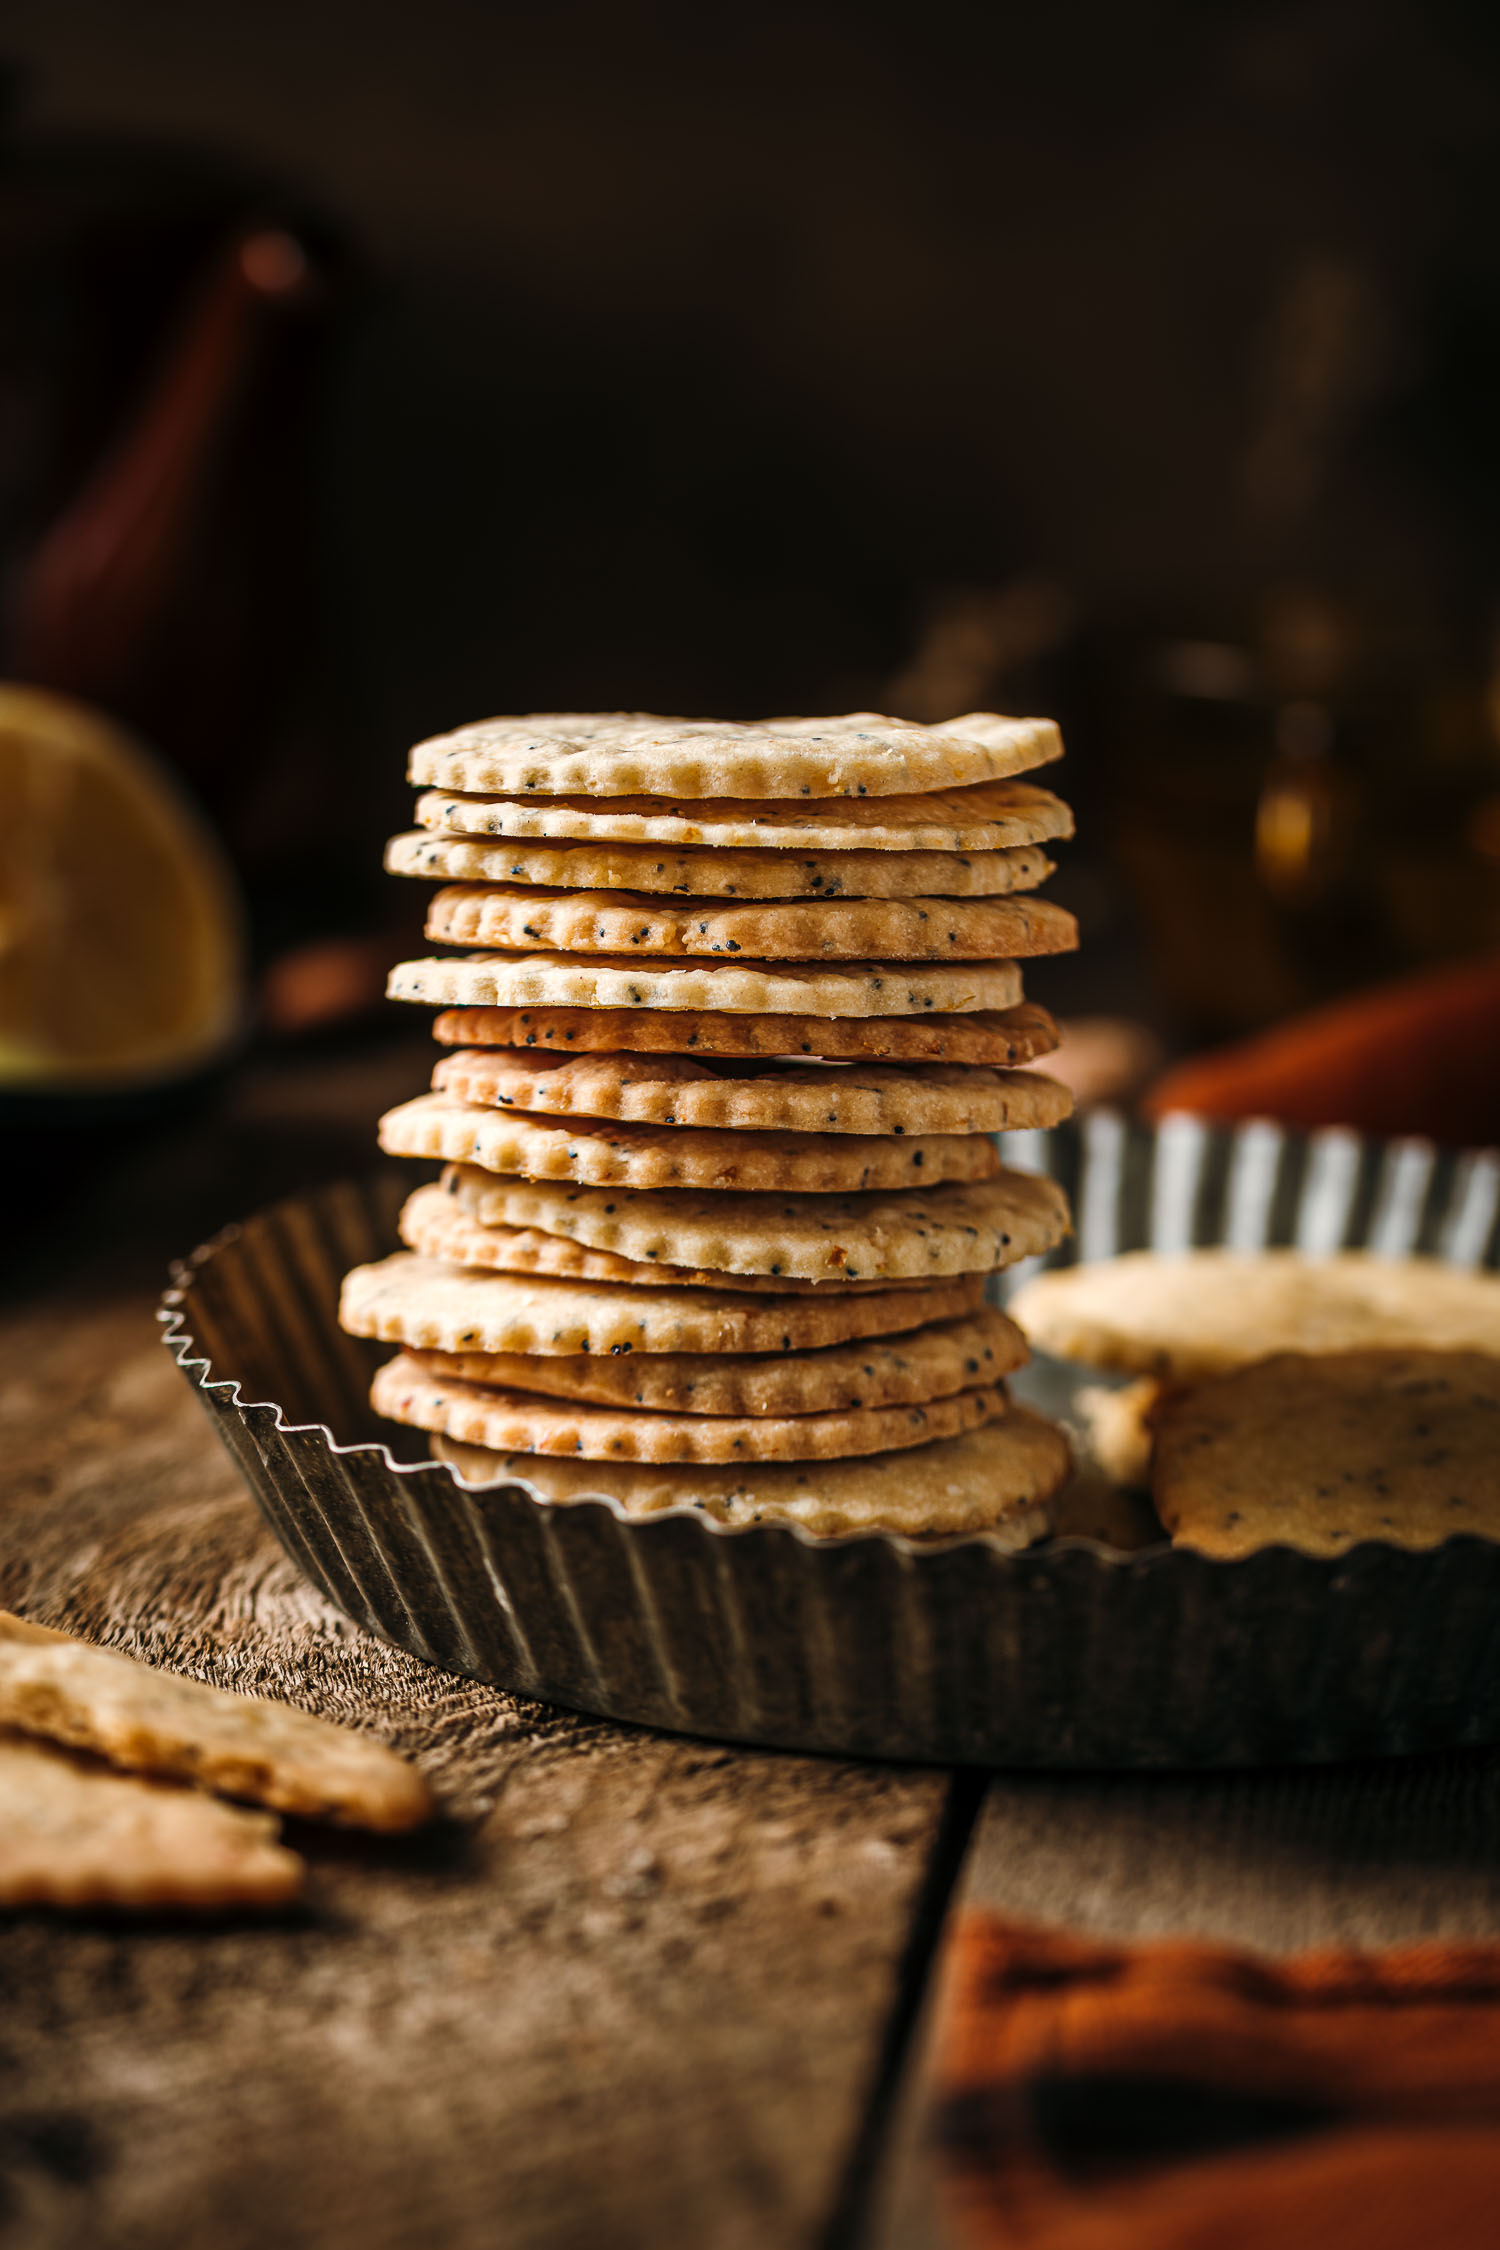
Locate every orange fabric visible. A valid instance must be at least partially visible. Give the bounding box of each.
[1142,953,1500,1147]
[936,1915,1500,2250]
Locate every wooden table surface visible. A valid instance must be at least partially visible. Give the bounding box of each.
[4,1038,1499,2250]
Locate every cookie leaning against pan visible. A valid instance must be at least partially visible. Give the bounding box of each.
[1153,1349,1500,1558]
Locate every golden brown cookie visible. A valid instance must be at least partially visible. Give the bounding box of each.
[429,1046,1072,1137]
[407,709,1062,799]
[388,950,1027,1017]
[344,1250,984,1356]
[0,1731,305,1909]
[407,1306,1025,1416]
[424,884,1077,963]
[396,1183,967,1297]
[429,999,1061,1064]
[412,775,1072,852]
[432,1416,1070,1541]
[386,829,1055,899]
[1153,1348,1500,1558]
[1011,1250,1500,1380]
[0,1613,433,1831]
[371,1351,1009,1460]
[441,1161,1072,1281]
[377,1092,1001,1192]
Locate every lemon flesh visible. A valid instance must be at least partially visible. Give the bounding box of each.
[0,684,244,1087]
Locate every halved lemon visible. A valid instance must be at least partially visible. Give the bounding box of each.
[0,684,245,1087]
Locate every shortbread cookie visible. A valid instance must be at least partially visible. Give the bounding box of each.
[0,1613,433,1831]
[1011,1250,1500,1381]
[345,1250,982,1356]
[409,1306,1024,1415]
[433,1415,1070,1541]
[1153,1349,1500,1558]
[377,1093,1000,1192]
[0,1731,304,1909]
[371,1352,1009,1460]
[414,775,1073,852]
[425,884,1078,963]
[397,1184,968,1297]
[386,830,1055,899]
[443,1162,1071,1280]
[430,1047,1073,1137]
[388,951,1026,1017]
[408,710,1062,800]
[431,999,1060,1065]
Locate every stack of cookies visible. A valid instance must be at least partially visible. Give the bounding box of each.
[340,712,1081,1542]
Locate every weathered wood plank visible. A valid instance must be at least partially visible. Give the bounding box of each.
[961,1759,1500,1950]
[0,1261,950,2250]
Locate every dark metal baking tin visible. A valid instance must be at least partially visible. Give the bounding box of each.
[159,1114,1500,1768]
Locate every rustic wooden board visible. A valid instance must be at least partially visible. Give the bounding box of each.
[0,1055,956,2250]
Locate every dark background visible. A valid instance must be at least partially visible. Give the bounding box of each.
[4,0,1500,1044]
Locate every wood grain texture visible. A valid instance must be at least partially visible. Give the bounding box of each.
[961,1761,1500,1951]
[0,1261,949,2250]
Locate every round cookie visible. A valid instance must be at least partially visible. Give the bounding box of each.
[378,1093,1001,1192]
[386,830,1056,899]
[407,710,1062,801]
[412,776,1072,852]
[387,951,1026,1018]
[408,1305,1025,1415]
[1153,1348,1500,1558]
[1010,1249,1500,1381]
[344,1250,983,1356]
[424,884,1077,963]
[429,1047,1074,1137]
[442,1162,1072,1281]
[430,1000,1060,1064]
[432,1415,1070,1542]
[397,1183,970,1298]
[371,1351,1010,1460]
